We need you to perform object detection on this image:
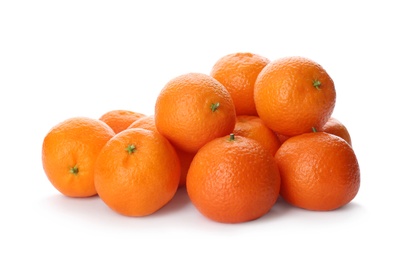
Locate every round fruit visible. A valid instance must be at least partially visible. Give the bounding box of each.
[318,117,352,145]
[275,132,360,211]
[127,115,156,131]
[94,128,180,217]
[233,115,281,156]
[42,117,115,197]
[155,73,236,153]
[128,114,194,188]
[99,109,145,134]
[187,134,281,223]
[210,52,269,116]
[176,149,196,187]
[254,56,336,136]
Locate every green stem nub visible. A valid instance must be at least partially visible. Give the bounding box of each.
[229,133,235,141]
[313,80,321,90]
[211,102,220,112]
[70,165,79,175]
[312,127,318,133]
[126,144,137,154]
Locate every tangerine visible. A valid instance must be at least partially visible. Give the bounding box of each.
[94,128,180,216]
[210,52,269,116]
[318,117,352,146]
[254,56,336,136]
[233,115,281,156]
[187,134,281,223]
[275,132,360,211]
[128,114,194,187]
[155,72,236,153]
[42,117,115,197]
[99,109,145,134]
[127,115,156,131]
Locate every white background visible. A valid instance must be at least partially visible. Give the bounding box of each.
[1,0,407,259]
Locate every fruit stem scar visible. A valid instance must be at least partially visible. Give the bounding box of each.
[312,127,318,133]
[313,79,321,89]
[126,144,137,154]
[70,165,79,174]
[229,133,235,141]
[211,102,220,112]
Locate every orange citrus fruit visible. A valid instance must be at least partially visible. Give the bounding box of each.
[127,115,156,131]
[318,117,352,146]
[42,117,115,197]
[128,114,194,188]
[275,132,291,144]
[210,52,269,116]
[254,56,336,136]
[275,132,360,211]
[94,128,180,217]
[233,115,281,156]
[187,134,281,223]
[99,109,145,134]
[176,149,196,187]
[155,72,236,153]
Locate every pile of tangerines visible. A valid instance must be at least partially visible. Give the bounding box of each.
[42,53,360,224]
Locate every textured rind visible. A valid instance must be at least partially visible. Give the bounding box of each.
[41,117,115,197]
[318,117,352,145]
[186,135,281,223]
[155,73,236,153]
[94,128,180,216]
[210,52,270,116]
[254,56,336,136]
[99,110,146,134]
[233,115,282,156]
[275,132,360,211]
